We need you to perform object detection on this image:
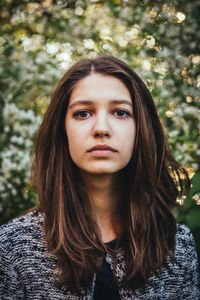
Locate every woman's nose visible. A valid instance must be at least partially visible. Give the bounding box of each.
[92,113,111,138]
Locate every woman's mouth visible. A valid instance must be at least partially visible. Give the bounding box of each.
[87,144,117,157]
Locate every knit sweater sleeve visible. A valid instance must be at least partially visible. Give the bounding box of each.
[178,225,200,300]
[0,244,25,299]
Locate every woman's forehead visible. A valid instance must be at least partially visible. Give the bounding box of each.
[69,73,132,105]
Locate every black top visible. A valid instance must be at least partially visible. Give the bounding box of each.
[93,239,121,300]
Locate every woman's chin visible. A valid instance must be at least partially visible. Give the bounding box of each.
[79,167,119,176]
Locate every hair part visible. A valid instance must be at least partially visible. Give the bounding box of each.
[32,55,190,293]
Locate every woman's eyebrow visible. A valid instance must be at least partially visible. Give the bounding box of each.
[68,100,93,109]
[68,99,132,109]
[109,100,133,107]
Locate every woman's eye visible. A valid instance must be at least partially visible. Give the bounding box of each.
[73,110,91,119]
[113,110,131,118]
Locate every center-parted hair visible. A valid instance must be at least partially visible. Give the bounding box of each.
[32,55,190,293]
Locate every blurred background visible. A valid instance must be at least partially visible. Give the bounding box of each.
[0,0,199,262]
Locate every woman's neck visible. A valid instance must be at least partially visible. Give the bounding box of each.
[79,171,122,242]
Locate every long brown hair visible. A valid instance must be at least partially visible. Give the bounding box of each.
[32,55,190,293]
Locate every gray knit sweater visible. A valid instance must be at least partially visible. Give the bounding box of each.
[0,208,199,300]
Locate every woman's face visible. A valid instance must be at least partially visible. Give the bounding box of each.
[65,73,136,176]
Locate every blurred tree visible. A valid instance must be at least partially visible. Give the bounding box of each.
[0,0,199,257]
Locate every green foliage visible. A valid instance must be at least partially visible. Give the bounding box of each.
[175,172,200,264]
[176,173,200,227]
[0,0,199,260]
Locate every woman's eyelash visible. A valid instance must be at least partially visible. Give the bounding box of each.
[73,109,131,119]
[73,110,91,119]
[113,109,131,118]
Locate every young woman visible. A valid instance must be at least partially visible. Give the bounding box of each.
[0,56,199,299]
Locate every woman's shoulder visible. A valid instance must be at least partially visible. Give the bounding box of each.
[175,223,196,247]
[174,223,198,267]
[0,208,44,250]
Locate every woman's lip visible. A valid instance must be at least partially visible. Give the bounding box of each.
[88,150,116,157]
[87,145,117,152]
